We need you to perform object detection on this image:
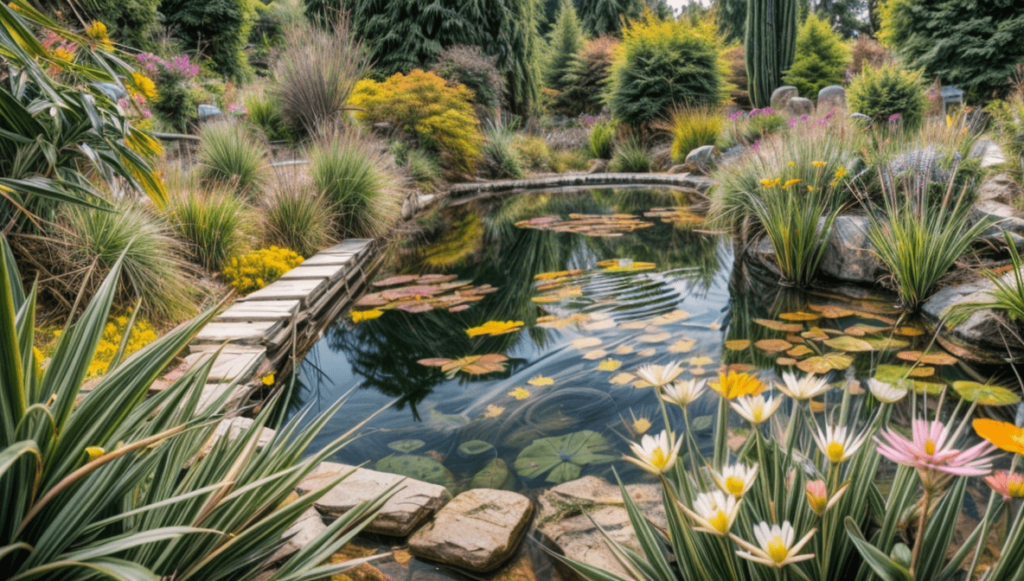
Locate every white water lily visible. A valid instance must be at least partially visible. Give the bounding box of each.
[711,463,758,498]
[732,521,816,568]
[661,379,706,407]
[636,361,684,388]
[679,490,739,536]
[810,422,868,464]
[730,394,783,424]
[623,430,682,475]
[867,378,908,404]
[777,371,831,401]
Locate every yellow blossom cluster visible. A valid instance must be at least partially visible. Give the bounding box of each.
[222,246,304,295]
[51,314,158,379]
[127,71,158,101]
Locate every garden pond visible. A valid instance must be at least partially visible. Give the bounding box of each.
[285,187,1012,497]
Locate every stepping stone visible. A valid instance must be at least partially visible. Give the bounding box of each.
[280,264,349,284]
[296,461,450,537]
[322,239,372,256]
[198,417,276,458]
[409,489,533,573]
[301,253,353,267]
[270,505,326,564]
[191,320,286,346]
[215,300,300,322]
[183,347,266,383]
[239,278,328,305]
[195,382,255,413]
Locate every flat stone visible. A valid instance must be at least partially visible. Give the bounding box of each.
[183,347,265,383]
[270,506,326,563]
[195,383,255,413]
[300,253,353,266]
[978,173,1022,205]
[192,320,286,345]
[850,112,872,126]
[536,476,664,580]
[238,278,328,305]
[770,85,799,112]
[296,462,451,537]
[587,159,608,174]
[322,239,372,256]
[787,96,814,116]
[199,417,276,458]
[922,273,1024,361]
[683,145,718,175]
[817,85,846,112]
[280,264,349,284]
[409,489,532,573]
[216,300,300,322]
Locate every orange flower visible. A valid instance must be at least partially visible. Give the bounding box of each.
[973,418,1024,455]
[710,371,765,400]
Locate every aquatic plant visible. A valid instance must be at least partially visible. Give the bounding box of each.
[222,246,304,295]
[514,430,614,484]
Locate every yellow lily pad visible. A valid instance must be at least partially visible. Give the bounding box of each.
[754,339,793,353]
[572,337,603,349]
[952,381,1021,406]
[797,352,853,374]
[787,345,813,357]
[754,319,803,333]
[652,310,691,325]
[808,304,856,319]
[669,338,697,353]
[528,375,554,386]
[637,348,657,357]
[582,349,608,360]
[779,311,821,321]
[724,339,751,350]
[638,332,671,343]
[823,336,875,352]
[610,372,636,385]
[896,351,958,366]
[597,358,622,371]
[689,356,714,366]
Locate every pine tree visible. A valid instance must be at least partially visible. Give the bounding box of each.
[783,13,850,100]
[546,0,586,90]
[578,0,645,36]
[716,0,747,42]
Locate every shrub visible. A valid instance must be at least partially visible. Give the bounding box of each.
[987,74,1024,180]
[262,168,335,257]
[307,129,403,237]
[244,87,294,142]
[161,0,257,81]
[222,246,305,294]
[607,14,726,130]
[137,52,204,132]
[198,121,269,195]
[406,148,444,190]
[480,123,526,179]
[47,202,194,321]
[589,120,617,159]
[433,45,505,123]
[723,44,750,108]
[166,187,251,272]
[551,148,592,172]
[847,64,929,131]
[545,0,586,95]
[848,35,892,77]
[660,106,724,163]
[350,69,483,174]
[609,138,651,173]
[274,17,365,136]
[555,35,618,116]
[0,238,386,580]
[513,135,553,171]
[73,0,161,50]
[783,13,850,101]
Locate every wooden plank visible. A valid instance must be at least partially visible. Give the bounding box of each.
[192,320,285,345]
[196,383,256,413]
[238,278,328,304]
[280,265,348,284]
[321,239,372,256]
[216,300,300,322]
[300,253,352,267]
[184,348,266,383]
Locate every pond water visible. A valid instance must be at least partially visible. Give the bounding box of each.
[285,188,997,497]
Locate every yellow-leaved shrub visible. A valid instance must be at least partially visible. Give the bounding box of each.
[222,246,304,295]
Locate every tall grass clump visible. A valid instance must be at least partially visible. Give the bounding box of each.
[262,168,335,256]
[45,201,193,321]
[406,148,443,191]
[589,120,616,159]
[480,122,526,179]
[307,129,403,238]
[609,138,652,173]
[863,157,991,311]
[659,106,724,163]
[949,231,1024,327]
[244,86,294,142]
[198,121,269,195]
[0,237,391,580]
[274,16,365,135]
[166,187,251,272]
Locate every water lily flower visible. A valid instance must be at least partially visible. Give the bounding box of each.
[805,480,847,515]
[624,430,682,475]
[972,419,1024,455]
[635,361,684,388]
[867,378,908,404]
[661,378,706,407]
[710,372,765,400]
[985,471,1024,499]
[711,463,758,498]
[811,422,868,464]
[777,371,831,401]
[630,411,653,435]
[679,490,739,536]
[730,394,782,424]
[508,386,530,400]
[877,420,995,488]
[732,521,816,569]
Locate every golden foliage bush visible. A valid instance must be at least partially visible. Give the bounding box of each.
[222,246,304,295]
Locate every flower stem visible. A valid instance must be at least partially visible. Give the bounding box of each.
[910,485,931,576]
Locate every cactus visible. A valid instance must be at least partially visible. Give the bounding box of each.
[745,0,798,108]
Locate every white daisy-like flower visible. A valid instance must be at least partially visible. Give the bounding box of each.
[730,394,783,424]
[661,378,706,407]
[867,378,908,404]
[810,422,868,464]
[679,490,740,536]
[623,430,682,475]
[777,371,831,401]
[635,361,684,388]
[732,521,816,568]
[711,463,758,498]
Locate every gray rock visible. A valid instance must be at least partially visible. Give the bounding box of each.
[587,159,608,174]
[409,489,532,573]
[817,85,846,112]
[978,173,1022,205]
[973,201,1024,239]
[820,215,887,284]
[770,85,799,112]
[270,506,326,563]
[198,417,275,459]
[921,272,1024,361]
[850,112,873,126]
[296,461,451,537]
[786,97,814,117]
[198,104,222,120]
[683,145,718,175]
[536,476,665,580]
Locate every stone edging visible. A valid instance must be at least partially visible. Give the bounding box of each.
[447,172,713,202]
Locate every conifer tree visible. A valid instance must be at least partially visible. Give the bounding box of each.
[783,13,850,100]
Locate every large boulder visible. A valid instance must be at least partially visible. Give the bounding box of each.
[536,476,665,580]
[296,461,450,537]
[409,489,533,573]
[978,173,1022,205]
[786,97,814,117]
[683,145,718,175]
[817,85,846,112]
[820,215,887,284]
[770,85,799,112]
[922,271,1024,362]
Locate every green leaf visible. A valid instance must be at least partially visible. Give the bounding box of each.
[844,517,912,581]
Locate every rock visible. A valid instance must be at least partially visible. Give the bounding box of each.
[270,506,326,563]
[198,417,275,459]
[817,85,846,112]
[683,145,718,175]
[786,97,814,117]
[850,112,873,126]
[197,104,222,120]
[770,85,799,112]
[587,159,608,174]
[409,489,533,573]
[536,476,665,580]
[922,273,1024,362]
[820,215,887,284]
[667,164,690,174]
[973,201,1024,240]
[978,173,1022,205]
[296,461,451,537]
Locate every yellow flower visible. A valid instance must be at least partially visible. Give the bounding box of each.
[974,419,1024,455]
[129,71,158,100]
[632,415,652,435]
[528,375,554,386]
[85,20,113,51]
[597,358,621,371]
[465,320,524,337]
[710,372,765,400]
[52,46,74,63]
[351,309,383,323]
[945,114,954,129]
[807,186,814,192]
[760,178,782,188]
[508,387,531,400]
[812,161,826,167]
[85,446,105,460]
[261,372,275,386]
[787,161,795,167]
[483,404,505,418]
[783,179,802,188]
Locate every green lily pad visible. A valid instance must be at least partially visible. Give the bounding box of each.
[470,458,514,490]
[823,336,874,352]
[690,415,713,432]
[388,439,426,453]
[376,455,456,490]
[458,440,495,456]
[952,381,1021,406]
[873,365,943,395]
[862,336,911,351]
[514,430,615,484]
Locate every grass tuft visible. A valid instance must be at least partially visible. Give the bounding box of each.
[198,121,269,195]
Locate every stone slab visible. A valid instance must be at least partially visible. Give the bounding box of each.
[322,239,372,256]
[192,320,286,345]
[270,506,326,564]
[296,461,451,537]
[195,382,254,413]
[216,300,300,322]
[409,489,533,573]
[199,417,276,458]
[184,347,266,383]
[280,265,349,284]
[238,278,328,304]
[301,253,353,267]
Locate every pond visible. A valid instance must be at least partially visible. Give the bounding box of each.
[285,187,1000,497]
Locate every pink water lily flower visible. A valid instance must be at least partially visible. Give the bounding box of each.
[876,420,995,488]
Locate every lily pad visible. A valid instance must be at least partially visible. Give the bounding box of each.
[652,310,691,325]
[875,364,935,381]
[808,304,856,319]
[458,440,495,456]
[754,319,803,333]
[388,439,426,453]
[638,332,671,343]
[376,455,456,490]
[787,345,813,357]
[952,381,1021,406]
[801,328,830,341]
[514,430,614,484]
[896,351,958,366]
[583,349,608,360]
[844,324,892,337]
[669,338,697,353]
[418,354,509,378]
[470,458,514,490]
[779,312,821,321]
[823,336,875,352]
[755,339,793,353]
[797,352,853,374]
[724,339,751,351]
[862,336,910,351]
